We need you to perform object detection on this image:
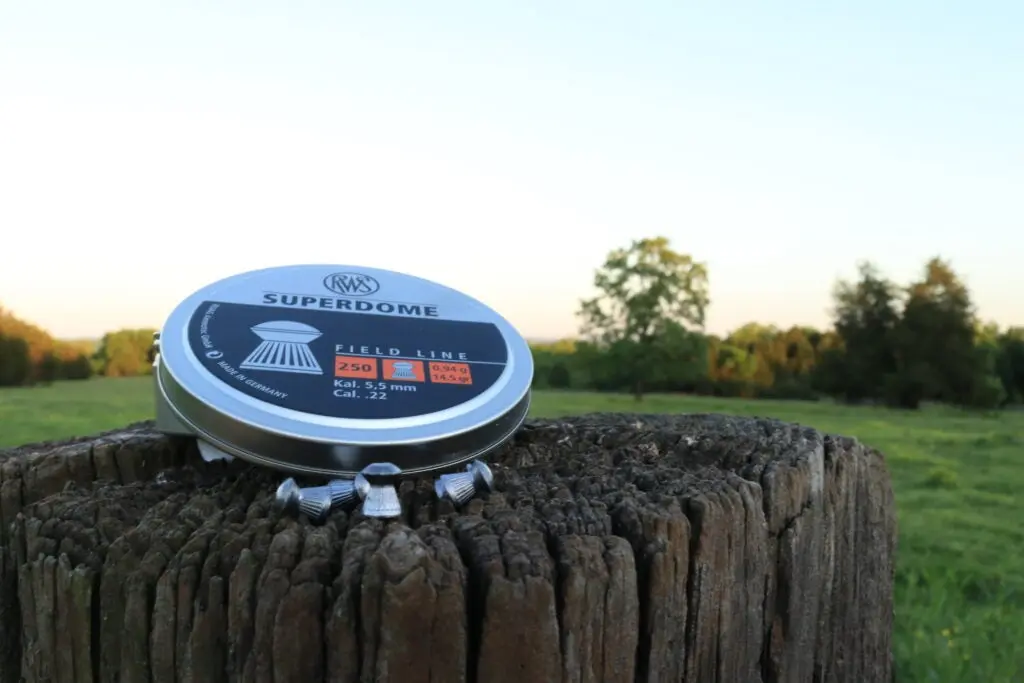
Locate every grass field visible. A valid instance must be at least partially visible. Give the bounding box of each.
[2,377,1022,681]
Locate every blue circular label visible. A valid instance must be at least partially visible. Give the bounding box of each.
[187,301,508,420]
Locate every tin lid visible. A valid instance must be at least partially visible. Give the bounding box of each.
[156,264,533,477]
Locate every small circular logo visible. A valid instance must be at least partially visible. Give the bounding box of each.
[323,272,380,297]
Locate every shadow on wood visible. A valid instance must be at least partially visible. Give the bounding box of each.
[0,413,896,683]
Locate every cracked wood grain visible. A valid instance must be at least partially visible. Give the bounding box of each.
[0,414,896,683]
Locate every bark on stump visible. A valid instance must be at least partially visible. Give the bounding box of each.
[0,413,897,683]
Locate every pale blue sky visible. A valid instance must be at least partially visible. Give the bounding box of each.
[1,1,1021,340]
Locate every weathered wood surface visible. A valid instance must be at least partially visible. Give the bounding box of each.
[0,413,897,683]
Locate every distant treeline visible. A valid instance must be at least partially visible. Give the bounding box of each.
[532,323,1024,409]
[533,257,1024,411]
[0,306,155,387]
[2,249,1022,412]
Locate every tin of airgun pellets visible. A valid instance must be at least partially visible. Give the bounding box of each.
[153,264,533,478]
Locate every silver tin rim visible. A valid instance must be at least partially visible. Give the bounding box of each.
[157,264,534,477]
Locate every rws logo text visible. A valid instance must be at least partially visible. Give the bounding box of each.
[323,272,380,297]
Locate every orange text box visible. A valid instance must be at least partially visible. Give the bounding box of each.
[428,361,473,385]
[334,355,378,379]
[383,358,425,381]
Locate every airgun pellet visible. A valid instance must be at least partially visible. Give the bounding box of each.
[151,265,532,521]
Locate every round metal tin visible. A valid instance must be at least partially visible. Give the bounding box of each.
[155,264,533,477]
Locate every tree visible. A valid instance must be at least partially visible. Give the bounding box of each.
[649,319,710,392]
[894,258,993,408]
[0,333,32,387]
[93,328,158,377]
[52,340,96,382]
[708,340,759,397]
[577,237,709,400]
[530,339,580,390]
[724,323,779,390]
[824,262,902,404]
[995,328,1024,404]
[0,304,57,384]
[37,352,61,385]
[60,354,94,381]
[547,361,572,389]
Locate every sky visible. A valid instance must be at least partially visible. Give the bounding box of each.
[1,1,1021,341]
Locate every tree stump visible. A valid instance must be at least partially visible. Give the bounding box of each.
[0,413,897,683]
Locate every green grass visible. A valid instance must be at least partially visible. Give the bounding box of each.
[2,378,1023,681]
[0,376,158,447]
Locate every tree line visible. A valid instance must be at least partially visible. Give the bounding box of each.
[0,306,156,387]
[3,238,1022,410]
[531,237,1024,410]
